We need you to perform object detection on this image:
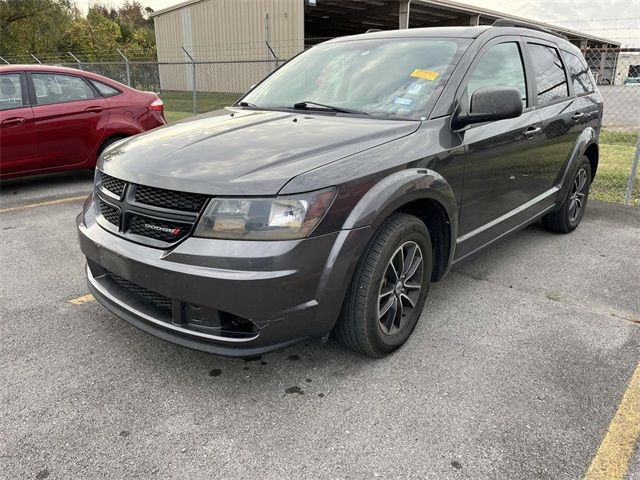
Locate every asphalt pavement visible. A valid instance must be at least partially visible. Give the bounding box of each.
[599,85,640,131]
[1,172,639,480]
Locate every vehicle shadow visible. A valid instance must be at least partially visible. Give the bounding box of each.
[88,201,630,397]
[92,221,552,397]
[0,169,94,202]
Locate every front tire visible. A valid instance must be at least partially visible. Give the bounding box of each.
[334,213,432,357]
[542,156,592,233]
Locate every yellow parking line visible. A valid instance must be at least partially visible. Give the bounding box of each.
[68,294,95,305]
[584,362,640,480]
[0,195,87,214]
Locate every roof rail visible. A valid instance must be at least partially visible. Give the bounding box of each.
[492,18,568,40]
[365,28,383,34]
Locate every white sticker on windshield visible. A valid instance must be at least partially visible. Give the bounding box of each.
[394,97,413,106]
[407,83,423,95]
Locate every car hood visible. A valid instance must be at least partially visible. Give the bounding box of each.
[99,108,419,195]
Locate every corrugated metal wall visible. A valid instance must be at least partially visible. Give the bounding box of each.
[154,0,304,93]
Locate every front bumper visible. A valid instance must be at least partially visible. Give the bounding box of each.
[77,198,372,356]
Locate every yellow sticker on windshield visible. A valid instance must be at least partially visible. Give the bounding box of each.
[411,69,439,81]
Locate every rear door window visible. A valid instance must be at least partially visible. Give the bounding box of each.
[467,42,528,107]
[528,43,569,105]
[31,73,96,105]
[563,52,595,95]
[0,74,24,110]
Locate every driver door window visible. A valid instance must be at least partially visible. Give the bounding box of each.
[467,42,528,108]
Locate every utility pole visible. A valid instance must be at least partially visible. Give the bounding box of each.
[116,48,131,86]
[68,52,82,70]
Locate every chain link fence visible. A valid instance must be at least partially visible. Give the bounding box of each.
[3,45,638,205]
[582,48,640,205]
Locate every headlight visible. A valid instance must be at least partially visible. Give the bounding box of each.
[194,188,336,240]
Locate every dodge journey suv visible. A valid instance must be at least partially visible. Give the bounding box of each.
[78,22,602,357]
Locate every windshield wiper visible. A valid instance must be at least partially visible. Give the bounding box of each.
[237,101,258,107]
[293,101,368,115]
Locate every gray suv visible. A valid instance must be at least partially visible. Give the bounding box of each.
[78,23,602,357]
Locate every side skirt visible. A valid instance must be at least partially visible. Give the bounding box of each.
[451,188,559,265]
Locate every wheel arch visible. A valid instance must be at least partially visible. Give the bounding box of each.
[583,142,599,179]
[311,169,458,336]
[342,168,458,282]
[556,127,599,198]
[98,134,129,157]
[395,198,452,282]
[94,135,131,170]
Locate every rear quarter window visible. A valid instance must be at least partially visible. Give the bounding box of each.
[562,51,595,95]
[91,80,121,97]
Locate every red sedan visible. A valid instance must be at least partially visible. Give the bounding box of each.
[0,65,166,179]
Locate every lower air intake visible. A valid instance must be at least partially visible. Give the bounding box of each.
[107,272,172,311]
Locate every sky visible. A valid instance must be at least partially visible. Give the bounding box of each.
[462,0,639,46]
[78,0,640,46]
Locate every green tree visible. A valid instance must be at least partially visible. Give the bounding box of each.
[0,0,75,60]
[0,0,156,62]
[63,9,122,60]
[113,1,156,58]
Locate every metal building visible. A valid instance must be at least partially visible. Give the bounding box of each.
[152,0,621,92]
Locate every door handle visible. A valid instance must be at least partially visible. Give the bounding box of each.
[85,106,104,113]
[571,112,585,122]
[523,126,541,138]
[0,117,25,127]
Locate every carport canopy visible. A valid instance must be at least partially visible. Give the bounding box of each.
[304,0,478,41]
[303,0,619,48]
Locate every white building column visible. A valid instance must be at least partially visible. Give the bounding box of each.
[399,0,411,29]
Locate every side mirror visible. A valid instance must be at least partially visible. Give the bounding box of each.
[453,86,523,128]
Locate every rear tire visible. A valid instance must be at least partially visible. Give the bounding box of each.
[334,213,432,357]
[542,156,591,233]
[98,136,126,158]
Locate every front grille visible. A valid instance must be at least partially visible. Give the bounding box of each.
[107,272,172,311]
[128,215,191,243]
[94,170,209,247]
[135,185,207,212]
[99,172,126,198]
[98,198,120,226]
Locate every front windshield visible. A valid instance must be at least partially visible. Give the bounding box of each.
[241,37,470,120]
